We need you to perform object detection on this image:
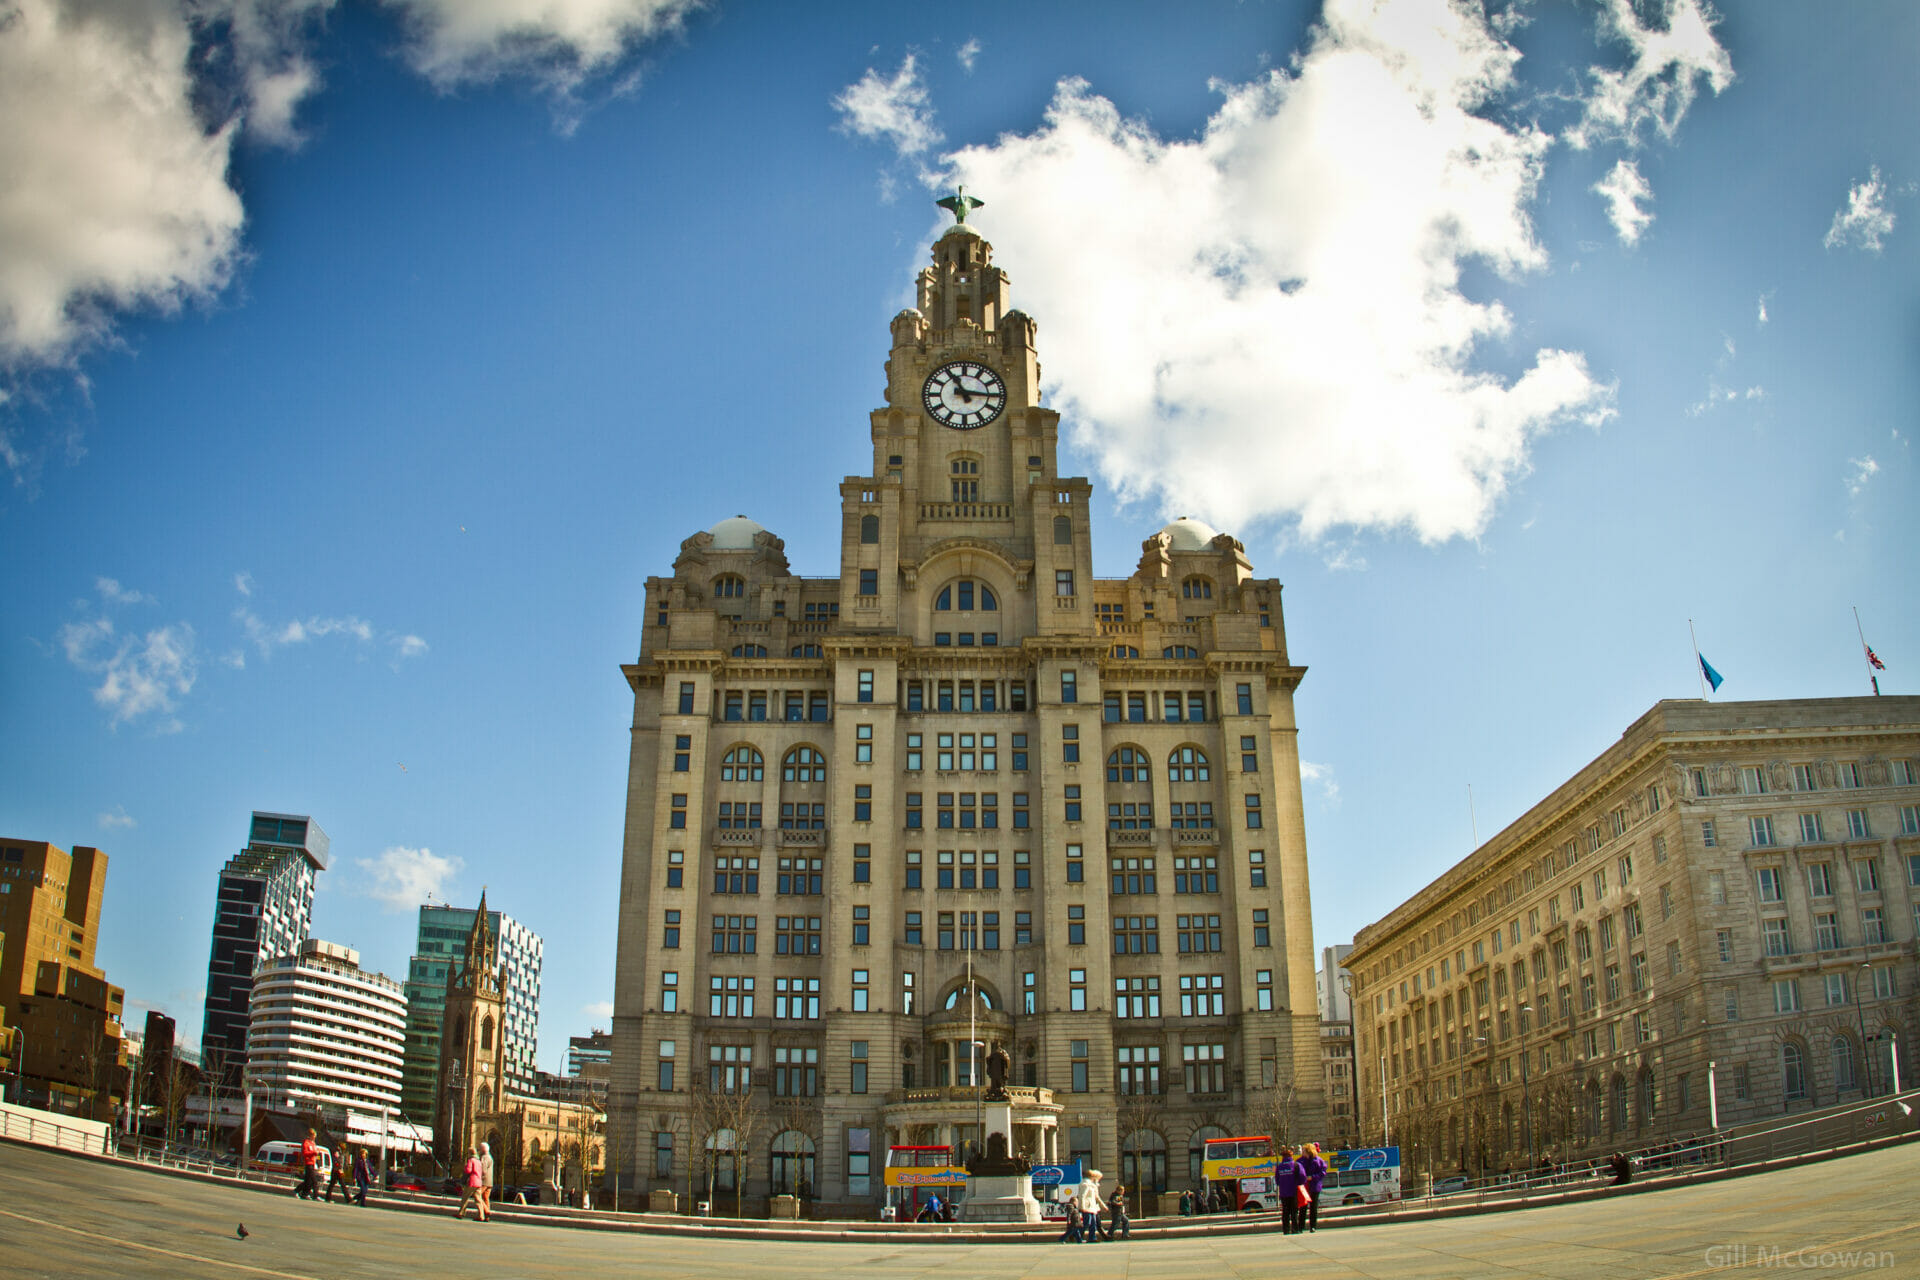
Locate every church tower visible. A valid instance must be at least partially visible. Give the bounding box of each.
[610,193,1325,1212]
[435,891,506,1163]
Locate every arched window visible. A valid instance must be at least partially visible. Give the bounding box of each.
[1583,1079,1602,1139]
[1168,746,1210,782]
[1831,1035,1856,1091]
[1609,1074,1628,1133]
[790,643,822,657]
[1181,576,1213,600]
[1053,515,1072,545]
[1110,645,1139,658]
[860,514,879,544]
[1162,645,1198,659]
[1188,1125,1228,1187]
[1121,1129,1168,1193]
[943,984,995,1011]
[1107,746,1150,783]
[1502,1100,1514,1152]
[770,1130,816,1195]
[782,746,827,783]
[476,1086,492,1113]
[721,746,764,782]
[933,579,998,611]
[713,575,745,599]
[730,644,767,657]
[480,1016,494,1051]
[1782,1040,1809,1100]
[1637,1066,1656,1127]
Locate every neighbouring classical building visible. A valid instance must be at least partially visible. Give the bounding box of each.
[568,1029,612,1083]
[399,899,542,1127]
[202,812,329,1083]
[0,839,126,1115]
[609,201,1325,1212]
[246,939,407,1121]
[1346,697,1920,1182]
[1317,944,1358,1148]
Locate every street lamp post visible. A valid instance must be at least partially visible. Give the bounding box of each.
[1339,974,1362,1144]
[1518,1004,1537,1179]
[1854,964,1874,1097]
[9,1027,28,1108]
[446,1058,465,1175]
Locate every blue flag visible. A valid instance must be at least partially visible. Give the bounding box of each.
[1699,654,1724,692]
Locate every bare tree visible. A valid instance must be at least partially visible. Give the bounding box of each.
[161,1058,194,1153]
[199,1044,233,1153]
[1114,1088,1166,1206]
[599,1090,632,1212]
[687,1075,764,1217]
[1242,1080,1302,1149]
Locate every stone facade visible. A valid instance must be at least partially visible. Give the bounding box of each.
[608,214,1325,1211]
[1347,697,1920,1180]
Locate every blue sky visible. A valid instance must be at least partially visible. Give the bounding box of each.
[2,0,1914,1071]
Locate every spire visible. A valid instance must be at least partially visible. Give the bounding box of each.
[456,890,499,996]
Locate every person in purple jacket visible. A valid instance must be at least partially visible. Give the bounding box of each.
[1273,1148,1306,1235]
[1298,1143,1328,1232]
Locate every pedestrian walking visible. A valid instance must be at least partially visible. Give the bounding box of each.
[456,1147,483,1219]
[1274,1147,1306,1235]
[1179,1188,1193,1217]
[295,1129,321,1201]
[479,1141,495,1221]
[352,1148,372,1206]
[325,1145,351,1203]
[1079,1170,1106,1243]
[1299,1143,1328,1232]
[1102,1185,1131,1240]
[1057,1194,1083,1243]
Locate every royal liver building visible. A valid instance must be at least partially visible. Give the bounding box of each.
[610,202,1325,1212]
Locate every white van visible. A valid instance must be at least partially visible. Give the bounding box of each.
[251,1141,332,1179]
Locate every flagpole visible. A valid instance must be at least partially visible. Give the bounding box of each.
[1854,606,1881,696]
[1689,620,1708,698]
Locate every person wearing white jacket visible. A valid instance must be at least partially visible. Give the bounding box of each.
[1078,1171,1107,1244]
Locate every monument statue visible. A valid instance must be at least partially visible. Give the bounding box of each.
[984,1042,1011,1101]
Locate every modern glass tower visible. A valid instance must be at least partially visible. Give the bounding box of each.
[201,812,328,1084]
[398,900,543,1123]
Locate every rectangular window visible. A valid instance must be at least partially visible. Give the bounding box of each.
[655,1130,674,1178]
[1255,968,1274,1011]
[1056,569,1075,597]
[661,971,678,1013]
[1252,908,1271,947]
[670,793,687,829]
[1756,867,1784,902]
[666,850,684,889]
[1060,671,1077,703]
[1854,858,1880,892]
[859,568,878,596]
[663,909,681,949]
[1861,907,1886,944]
[857,669,874,703]
[673,734,691,772]
[1183,1042,1228,1095]
[902,971,914,1015]
[1014,849,1031,889]
[851,969,869,1012]
[1762,917,1791,957]
[1067,904,1086,946]
[855,725,873,764]
[1815,912,1841,950]
[853,842,871,884]
[1114,975,1163,1019]
[904,911,922,946]
[1244,793,1263,829]
[773,1046,820,1097]
[1179,973,1226,1017]
[1064,785,1082,823]
[1701,819,1717,847]
[658,1040,676,1092]
[1235,683,1254,715]
[1800,813,1826,844]
[1022,971,1037,1015]
[1773,979,1800,1013]
[774,914,819,956]
[677,682,696,715]
[1717,929,1733,963]
[1015,910,1032,946]
[852,904,870,946]
[904,849,921,888]
[1749,815,1776,847]
[850,1042,869,1094]
[1872,966,1896,999]
[1069,969,1088,1012]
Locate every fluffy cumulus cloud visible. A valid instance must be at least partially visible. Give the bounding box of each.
[60,615,199,730]
[1565,0,1734,151]
[381,0,701,93]
[834,54,942,157]
[1593,158,1654,245]
[1298,761,1340,804]
[95,576,154,606]
[356,845,464,912]
[0,0,246,372]
[931,0,1613,543]
[1824,167,1896,252]
[956,38,980,73]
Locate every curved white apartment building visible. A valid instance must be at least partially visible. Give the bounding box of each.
[248,939,407,1118]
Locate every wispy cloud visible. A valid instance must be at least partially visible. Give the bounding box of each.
[1299,761,1340,805]
[1824,166,1896,252]
[1846,456,1879,498]
[924,0,1614,544]
[1593,158,1654,245]
[355,845,464,912]
[1564,0,1733,151]
[1756,293,1770,325]
[98,805,137,831]
[582,1000,614,1021]
[392,634,430,661]
[60,617,198,730]
[234,571,254,598]
[833,54,942,157]
[956,38,981,74]
[95,577,154,606]
[236,607,374,656]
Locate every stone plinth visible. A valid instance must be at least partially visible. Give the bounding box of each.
[959,1173,1042,1223]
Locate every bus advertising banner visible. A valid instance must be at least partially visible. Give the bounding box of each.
[1028,1161,1083,1190]
[1329,1146,1400,1172]
[883,1165,968,1187]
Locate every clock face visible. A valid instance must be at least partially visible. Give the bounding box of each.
[923,362,1007,429]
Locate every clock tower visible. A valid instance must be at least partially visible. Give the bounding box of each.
[436,892,506,1165]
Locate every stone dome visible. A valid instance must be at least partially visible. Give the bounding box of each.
[1158,516,1222,551]
[707,515,769,550]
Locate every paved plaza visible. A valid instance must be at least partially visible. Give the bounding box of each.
[2,1140,1917,1280]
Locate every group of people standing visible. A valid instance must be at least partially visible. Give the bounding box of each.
[293,1128,374,1206]
[1056,1170,1129,1242]
[1271,1143,1328,1234]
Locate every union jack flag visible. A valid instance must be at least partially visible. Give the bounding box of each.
[1865,644,1886,671]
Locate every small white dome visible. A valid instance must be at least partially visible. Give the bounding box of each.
[1159,516,1221,551]
[707,515,768,550]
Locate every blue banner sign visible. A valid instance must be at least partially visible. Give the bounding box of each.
[1332,1147,1401,1171]
[1028,1161,1083,1188]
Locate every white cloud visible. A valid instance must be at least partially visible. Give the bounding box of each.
[382,0,700,94]
[932,0,1613,543]
[1299,761,1340,804]
[98,805,137,831]
[1824,167,1896,252]
[95,576,154,606]
[833,54,942,157]
[956,38,981,74]
[1756,293,1770,326]
[0,0,246,372]
[234,571,254,597]
[581,1000,614,1020]
[60,617,198,730]
[356,845,464,912]
[1565,0,1733,151]
[1593,158,1654,245]
[392,634,430,660]
[236,606,374,656]
[1846,456,1879,497]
